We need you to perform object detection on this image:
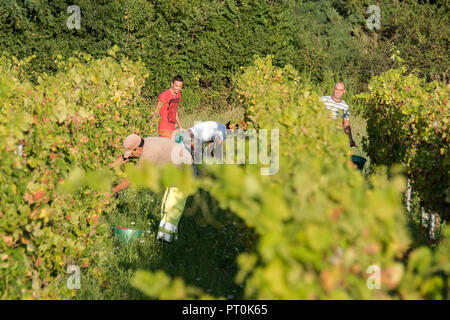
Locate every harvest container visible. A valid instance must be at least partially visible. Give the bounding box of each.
[351,155,367,171]
[111,226,148,243]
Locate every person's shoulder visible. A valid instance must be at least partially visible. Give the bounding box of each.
[143,137,155,143]
[142,137,153,150]
[158,89,171,100]
[320,95,331,101]
[145,136,176,145]
[340,100,349,108]
[195,121,214,129]
[150,136,175,142]
[205,121,219,127]
[203,121,222,129]
[190,122,202,130]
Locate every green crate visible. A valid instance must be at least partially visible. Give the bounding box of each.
[111,226,148,243]
[351,155,367,171]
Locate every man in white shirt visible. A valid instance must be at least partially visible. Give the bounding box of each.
[180,121,228,163]
[320,82,356,147]
[190,121,227,144]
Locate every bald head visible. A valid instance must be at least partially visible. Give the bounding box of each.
[334,82,345,89]
[332,82,346,102]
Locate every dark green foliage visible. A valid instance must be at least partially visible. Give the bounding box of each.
[1,0,447,103]
[331,0,449,84]
[0,1,125,76]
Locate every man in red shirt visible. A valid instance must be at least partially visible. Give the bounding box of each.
[154,75,184,138]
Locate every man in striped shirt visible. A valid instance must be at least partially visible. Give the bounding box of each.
[320,82,356,147]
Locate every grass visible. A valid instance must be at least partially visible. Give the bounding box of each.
[76,186,257,300]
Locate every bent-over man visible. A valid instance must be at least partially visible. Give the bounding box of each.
[180,121,228,163]
[108,134,193,243]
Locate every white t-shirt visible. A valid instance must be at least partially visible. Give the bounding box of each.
[320,96,350,121]
[190,121,227,143]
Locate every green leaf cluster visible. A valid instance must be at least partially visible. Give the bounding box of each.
[356,67,449,221]
[0,54,149,299]
[1,0,447,107]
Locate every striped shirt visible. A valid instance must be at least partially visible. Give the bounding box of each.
[320,96,350,121]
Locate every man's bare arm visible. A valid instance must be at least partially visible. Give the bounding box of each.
[343,119,356,147]
[110,155,130,169]
[112,178,131,194]
[152,100,164,119]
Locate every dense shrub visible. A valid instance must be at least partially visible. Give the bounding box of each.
[356,66,449,222]
[1,0,447,98]
[0,53,148,299]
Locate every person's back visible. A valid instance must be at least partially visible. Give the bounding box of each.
[138,136,192,167]
[190,121,227,143]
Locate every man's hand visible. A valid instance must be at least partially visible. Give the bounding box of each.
[105,191,119,200]
[110,178,131,196]
[176,113,183,131]
[110,155,130,169]
[343,119,356,148]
